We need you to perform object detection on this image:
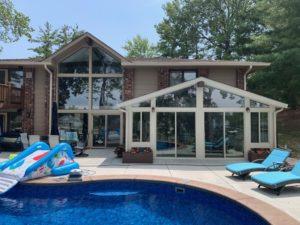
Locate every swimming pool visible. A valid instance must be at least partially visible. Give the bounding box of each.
[0,180,269,225]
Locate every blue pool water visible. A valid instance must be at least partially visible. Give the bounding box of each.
[0,180,269,225]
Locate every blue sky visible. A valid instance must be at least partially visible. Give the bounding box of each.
[0,0,169,59]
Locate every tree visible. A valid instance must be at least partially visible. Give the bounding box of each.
[29,23,85,58]
[155,0,262,59]
[56,24,84,48]
[248,0,300,108]
[0,0,32,51]
[123,35,158,58]
[29,22,58,58]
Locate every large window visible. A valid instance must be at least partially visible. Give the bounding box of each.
[59,48,89,74]
[92,48,122,74]
[204,86,244,107]
[92,77,123,109]
[132,112,150,142]
[205,112,244,158]
[156,87,196,107]
[157,112,175,157]
[58,77,89,110]
[170,70,197,86]
[251,112,269,143]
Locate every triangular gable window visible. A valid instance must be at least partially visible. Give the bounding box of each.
[92,48,122,74]
[59,48,89,74]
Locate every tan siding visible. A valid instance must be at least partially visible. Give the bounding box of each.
[134,68,158,97]
[34,68,47,135]
[208,68,236,87]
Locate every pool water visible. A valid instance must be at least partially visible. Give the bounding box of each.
[0,180,268,225]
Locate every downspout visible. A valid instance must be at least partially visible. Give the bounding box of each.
[243,65,253,90]
[44,64,53,135]
[274,107,284,148]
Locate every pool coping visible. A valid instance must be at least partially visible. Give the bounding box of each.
[24,175,299,225]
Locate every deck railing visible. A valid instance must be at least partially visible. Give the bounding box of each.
[0,84,23,106]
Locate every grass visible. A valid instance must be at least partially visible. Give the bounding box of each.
[277,124,300,158]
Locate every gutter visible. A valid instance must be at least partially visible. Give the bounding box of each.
[44,64,53,135]
[274,107,285,147]
[243,65,253,90]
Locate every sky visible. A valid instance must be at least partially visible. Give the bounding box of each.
[0,0,169,59]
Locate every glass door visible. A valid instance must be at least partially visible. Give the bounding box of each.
[92,115,106,147]
[0,113,7,135]
[92,114,121,148]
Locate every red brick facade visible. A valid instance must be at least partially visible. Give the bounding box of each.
[22,68,35,134]
[236,68,246,90]
[123,68,134,101]
[158,68,169,90]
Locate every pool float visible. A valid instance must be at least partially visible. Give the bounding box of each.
[0,142,79,194]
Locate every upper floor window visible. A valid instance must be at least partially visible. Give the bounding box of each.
[9,70,24,88]
[59,48,89,74]
[92,48,122,74]
[169,70,197,86]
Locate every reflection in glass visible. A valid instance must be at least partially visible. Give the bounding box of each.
[132,112,140,142]
[107,115,120,147]
[204,86,244,107]
[58,77,89,110]
[93,116,105,147]
[7,111,22,132]
[260,112,268,142]
[92,77,123,109]
[251,113,259,143]
[205,112,224,158]
[177,112,196,157]
[132,101,151,107]
[142,112,150,142]
[250,100,269,108]
[92,48,122,74]
[9,70,23,88]
[170,70,197,86]
[156,113,175,157]
[225,113,244,158]
[58,113,88,141]
[156,87,196,107]
[59,48,89,73]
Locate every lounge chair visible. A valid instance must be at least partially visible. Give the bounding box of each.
[28,135,40,145]
[251,161,300,195]
[48,135,59,148]
[226,148,290,179]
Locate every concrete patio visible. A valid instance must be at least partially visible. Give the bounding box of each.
[1,148,299,222]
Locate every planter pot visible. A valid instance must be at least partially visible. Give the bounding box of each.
[122,151,153,163]
[248,148,270,162]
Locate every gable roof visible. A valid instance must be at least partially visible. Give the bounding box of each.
[43,32,127,62]
[118,76,287,108]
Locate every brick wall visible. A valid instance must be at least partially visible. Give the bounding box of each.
[158,68,169,90]
[22,68,35,134]
[236,68,246,90]
[198,68,209,77]
[123,68,134,101]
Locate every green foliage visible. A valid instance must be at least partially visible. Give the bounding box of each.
[123,35,158,58]
[29,22,84,58]
[156,0,262,59]
[0,0,32,51]
[248,0,300,108]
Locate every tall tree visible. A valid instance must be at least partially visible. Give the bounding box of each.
[156,0,262,59]
[56,24,84,48]
[29,22,58,58]
[248,0,300,108]
[0,0,32,51]
[123,35,158,58]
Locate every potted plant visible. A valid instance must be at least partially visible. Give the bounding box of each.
[122,147,153,163]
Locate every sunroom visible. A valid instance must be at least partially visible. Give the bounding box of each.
[118,77,287,159]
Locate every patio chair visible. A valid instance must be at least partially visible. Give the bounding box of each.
[226,148,290,179]
[49,135,59,148]
[251,161,300,195]
[20,133,29,149]
[28,135,40,145]
[74,140,88,157]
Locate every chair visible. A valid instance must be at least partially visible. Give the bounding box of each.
[74,140,88,157]
[48,135,59,148]
[20,133,29,149]
[251,161,300,195]
[226,148,290,179]
[28,135,40,145]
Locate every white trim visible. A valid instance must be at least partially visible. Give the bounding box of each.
[118,77,288,108]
